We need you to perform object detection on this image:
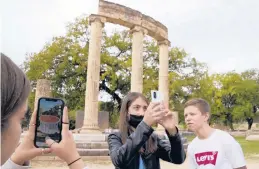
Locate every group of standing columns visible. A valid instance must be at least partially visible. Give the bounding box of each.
[82,15,171,132]
[130,26,170,104]
[35,15,175,133]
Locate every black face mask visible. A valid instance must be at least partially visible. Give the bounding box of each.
[128,114,144,128]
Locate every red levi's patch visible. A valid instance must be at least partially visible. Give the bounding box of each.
[195,151,218,166]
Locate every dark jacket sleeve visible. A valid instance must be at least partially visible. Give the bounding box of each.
[156,128,186,164]
[108,121,154,168]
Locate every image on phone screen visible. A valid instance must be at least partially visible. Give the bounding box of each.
[34,97,64,148]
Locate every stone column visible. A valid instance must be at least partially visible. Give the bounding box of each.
[34,79,52,111]
[82,15,106,133]
[130,26,148,93]
[157,39,170,131]
[158,39,170,107]
[173,111,179,127]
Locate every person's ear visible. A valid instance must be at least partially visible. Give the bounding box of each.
[204,112,210,122]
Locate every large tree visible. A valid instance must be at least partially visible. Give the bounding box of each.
[23,16,259,130]
[211,72,259,130]
[23,16,207,123]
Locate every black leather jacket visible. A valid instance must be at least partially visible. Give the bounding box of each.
[108,121,186,169]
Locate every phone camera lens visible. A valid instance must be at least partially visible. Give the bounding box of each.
[153,92,157,98]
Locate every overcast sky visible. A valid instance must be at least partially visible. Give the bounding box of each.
[1,0,259,74]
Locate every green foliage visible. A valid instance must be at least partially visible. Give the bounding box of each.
[110,113,120,129]
[23,15,259,129]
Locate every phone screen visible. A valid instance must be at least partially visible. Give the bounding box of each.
[34,97,64,148]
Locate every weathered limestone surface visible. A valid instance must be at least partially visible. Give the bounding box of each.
[34,79,52,111]
[130,26,147,93]
[82,14,106,132]
[98,0,168,41]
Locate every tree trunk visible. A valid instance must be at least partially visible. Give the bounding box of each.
[246,117,253,130]
[229,121,234,131]
[99,80,122,109]
[225,112,234,131]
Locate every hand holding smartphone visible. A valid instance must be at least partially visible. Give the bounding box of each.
[34,97,65,148]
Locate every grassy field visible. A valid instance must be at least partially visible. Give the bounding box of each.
[185,135,259,158]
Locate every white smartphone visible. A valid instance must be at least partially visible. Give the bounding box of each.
[151,90,164,102]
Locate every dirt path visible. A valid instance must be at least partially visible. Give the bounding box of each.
[32,157,259,169]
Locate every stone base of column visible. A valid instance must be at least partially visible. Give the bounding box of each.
[78,125,102,134]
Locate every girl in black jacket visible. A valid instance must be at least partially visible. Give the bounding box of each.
[108,92,186,169]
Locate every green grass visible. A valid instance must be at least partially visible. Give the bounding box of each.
[235,136,259,157]
[185,135,259,157]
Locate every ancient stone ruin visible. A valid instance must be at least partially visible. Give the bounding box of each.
[83,0,173,133]
[29,1,186,160]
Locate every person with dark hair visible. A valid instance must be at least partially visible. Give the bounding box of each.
[108,92,186,169]
[184,98,247,169]
[1,53,87,169]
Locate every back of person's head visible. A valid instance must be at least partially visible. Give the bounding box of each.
[184,98,211,117]
[1,53,31,132]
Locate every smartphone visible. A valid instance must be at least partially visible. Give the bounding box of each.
[34,97,65,148]
[151,90,164,102]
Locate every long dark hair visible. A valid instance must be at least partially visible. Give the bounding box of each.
[119,92,157,153]
[1,53,31,132]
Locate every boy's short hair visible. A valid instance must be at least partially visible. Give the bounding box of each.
[184,98,211,116]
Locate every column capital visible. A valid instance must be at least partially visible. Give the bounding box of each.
[89,14,106,27]
[130,26,148,35]
[158,39,171,46]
